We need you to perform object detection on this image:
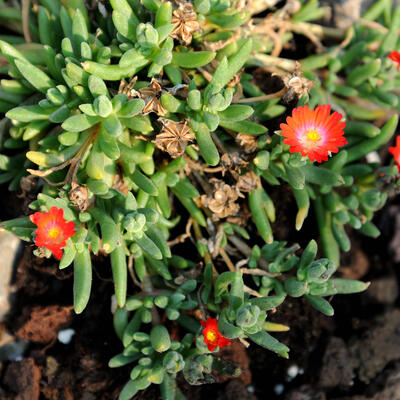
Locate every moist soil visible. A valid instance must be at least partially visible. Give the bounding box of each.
[0,181,399,400]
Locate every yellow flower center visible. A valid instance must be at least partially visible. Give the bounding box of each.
[48,227,60,239]
[206,330,218,343]
[306,129,321,142]
[307,129,321,142]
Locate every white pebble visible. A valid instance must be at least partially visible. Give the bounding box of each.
[98,3,108,18]
[58,329,75,344]
[366,151,380,163]
[287,364,299,378]
[9,355,23,362]
[111,295,118,314]
[274,384,284,395]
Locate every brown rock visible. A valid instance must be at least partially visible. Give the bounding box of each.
[217,379,257,400]
[319,337,355,388]
[350,309,400,383]
[366,275,398,305]
[16,305,72,343]
[3,358,41,400]
[371,364,400,400]
[285,384,326,400]
[219,341,252,386]
[340,248,370,280]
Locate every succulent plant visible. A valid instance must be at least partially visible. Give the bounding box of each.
[0,0,399,399]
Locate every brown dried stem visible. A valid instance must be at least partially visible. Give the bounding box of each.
[234,87,287,103]
[22,0,32,43]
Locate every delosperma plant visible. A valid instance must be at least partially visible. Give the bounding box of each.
[0,0,399,398]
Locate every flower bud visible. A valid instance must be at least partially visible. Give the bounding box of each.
[137,23,159,53]
[236,304,260,328]
[123,212,146,233]
[306,259,336,283]
[163,351,185,373]
[208,93,224,110]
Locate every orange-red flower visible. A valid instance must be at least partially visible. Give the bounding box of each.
[389,136,400,171]
[200,317,231,352]
[280,104,347,163]
[30,207,76,260]
[389,51,400,69]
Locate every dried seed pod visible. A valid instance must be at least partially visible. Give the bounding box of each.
[118,77,139,99]
[200,179,241,219]
[69,182,90,212]
[281,62,314,102]
[155,118,195,158]
[170,3,201,45]
[221,153,248,174]
[139,78,168,116]
[236,133,258,153]
[235,171,259,193]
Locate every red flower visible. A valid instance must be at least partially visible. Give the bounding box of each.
[389,136,400,172]
[200,317,231,352]
[280,104,347,163]
[30,207,76,260]
[389,51,400,69]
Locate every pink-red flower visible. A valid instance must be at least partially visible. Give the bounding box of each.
[389,136,400,171]
[280,104,347,163]
[389,51,400,69]
[200,317,231,352]
[30,207,76,260]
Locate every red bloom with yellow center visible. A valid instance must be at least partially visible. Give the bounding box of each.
[389,51,400,69]
[30,207,76,260]
[389,136,400,172]
[280,104,347,163]
[200,317,231,352]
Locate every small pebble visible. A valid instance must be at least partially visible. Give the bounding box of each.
[111,295,118,313]
[58,329,75,344]
[287,364,299,378]
[274,384,284,395]
[98,2,108,17]
[9,355,23,362]
[247,385,255,393]
[366,151,380,163]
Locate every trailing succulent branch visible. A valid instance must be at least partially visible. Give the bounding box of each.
[0,0,399,399]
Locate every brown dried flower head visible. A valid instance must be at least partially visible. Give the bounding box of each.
[171,3,201,45]
[69,182,90,212]
[118,76,139,99]
[236,133,258,153]
[200,179,242,220]
[220,153,248,175]
[139,78,168,116]
[155,118,195,158]
[282,62,314,102]
[235,171,259,193]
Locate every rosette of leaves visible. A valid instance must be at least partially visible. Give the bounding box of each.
[246,101,398,264]
[209,240,368,358]
[161,39,266,165]
[291,2,400,261]
[3,186,176,313]
[110,279,204,399]
[304,0,400,116]
[0,0,265,200]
